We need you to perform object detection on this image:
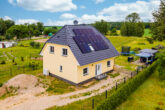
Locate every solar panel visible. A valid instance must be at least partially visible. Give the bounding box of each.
[73,29,109,53]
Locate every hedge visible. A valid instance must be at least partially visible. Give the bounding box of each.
[96,61,157,110]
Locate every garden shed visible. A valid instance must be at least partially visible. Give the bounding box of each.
[136,49,158,64]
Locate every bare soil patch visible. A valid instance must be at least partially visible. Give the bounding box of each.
[34,39,48,43]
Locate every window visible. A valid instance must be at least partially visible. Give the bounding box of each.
[83,68,88,76]
[88,44,95,51]
[107,61,111,67]
[62,48,68,56]
[50,46,54,54]
[59,65,62,72]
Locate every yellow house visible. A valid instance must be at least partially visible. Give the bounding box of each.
[40,22,119,85]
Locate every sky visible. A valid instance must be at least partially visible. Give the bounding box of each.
[0,0,160,26]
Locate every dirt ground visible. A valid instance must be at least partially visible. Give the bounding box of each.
[34,39,48,43]
[0,69,131,110]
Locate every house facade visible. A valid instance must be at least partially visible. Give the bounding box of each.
[41,23,119,85]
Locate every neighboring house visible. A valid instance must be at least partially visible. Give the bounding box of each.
[40,22,119,85]
[0,41,17,48]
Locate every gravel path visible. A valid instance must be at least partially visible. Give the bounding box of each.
[0,73,130,110]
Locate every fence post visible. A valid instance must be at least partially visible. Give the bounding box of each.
[105,90,107,99]
[10,68,12,76]
[115,82,118,90]
[23,66,25,73]
[131,72,133,78]
[137,67,139,74]
[124,77,126,83]
[92,98,94,109]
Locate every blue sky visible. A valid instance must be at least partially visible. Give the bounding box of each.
[0,0,160,26]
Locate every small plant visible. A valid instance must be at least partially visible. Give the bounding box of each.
[0,83,3,87]
[21,56,24,62]
[35,42,41,48]
[12,59,15,63]
[30,41,35,47]
[108,73,120,78]
[29,61,39,70]
[30,41,40,48]
[1,60,6,64]
[146,37,154,44]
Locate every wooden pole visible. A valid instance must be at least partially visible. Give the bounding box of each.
[115,82,118,90]
[92,98,94,109]
[124,77,126,83]
[105,90,107,99]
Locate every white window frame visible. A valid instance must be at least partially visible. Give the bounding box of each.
[62,48,68,56]
[49,46,54,54]
[83,68,89,76]
[59,65,63,72]
[107,61,111,67]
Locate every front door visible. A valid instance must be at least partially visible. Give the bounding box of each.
[95,64,102,75]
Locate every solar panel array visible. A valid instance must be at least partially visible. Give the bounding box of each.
[73,29,109,54]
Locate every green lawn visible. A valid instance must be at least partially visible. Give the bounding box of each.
[116,71,165,110]
[143,29,152,37]
[0,39,43,84]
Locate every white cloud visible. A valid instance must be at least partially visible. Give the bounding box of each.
[98,0,160,21]
[60,13,77,19]
[95,0,105,4]
[45,0,160,26]
[3,16,12,20]
[15,19,39,24]
[80,5,86,9]
[8,0,77,13]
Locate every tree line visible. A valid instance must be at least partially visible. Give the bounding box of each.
[93,0,165,42]
[0,19,58,41]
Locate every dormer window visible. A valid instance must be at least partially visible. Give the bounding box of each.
[88,44,95,51]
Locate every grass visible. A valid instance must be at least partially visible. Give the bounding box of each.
[47,82,125,110]
[116,71,165,110]
[0,39,43,84]
[0,38,75,96]
[108,73,120,78]
[143,29,152,37]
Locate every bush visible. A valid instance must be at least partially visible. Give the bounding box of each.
[1,60,6,64]
[29,62,39,70]
[0,83,3,87]
[30,41,35,47]
[29,41,40,48]
[21,56,24,62]
[35,42,40,48]
[97,62,157,110]
[146,37,154,44]
[156,50,165,80]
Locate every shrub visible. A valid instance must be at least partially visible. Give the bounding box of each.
[35,42,40,48]
[1,60,6,64]
[156,50,165,80]
[0,83,3,87]
[133,47,141,52]
[21,56,24,62]
[29,62,39,70]
[30,41,35,47]
[146,37,154,44]
[97,62,157,110]
[29,41,40,48]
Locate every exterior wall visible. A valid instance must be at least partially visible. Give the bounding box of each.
[77,57,115,83]
[42,42,115,84]
[43,43,79,83]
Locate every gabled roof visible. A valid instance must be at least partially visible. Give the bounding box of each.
[140,49,158,54]
[45,24,119,66]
